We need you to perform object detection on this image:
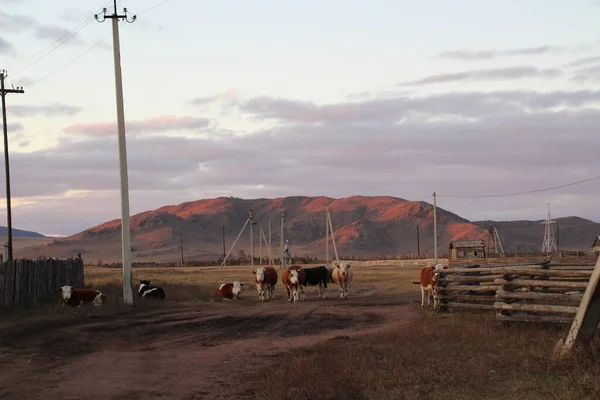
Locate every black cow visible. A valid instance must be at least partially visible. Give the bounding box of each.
[138,280,166,300]
[301,266,330,300]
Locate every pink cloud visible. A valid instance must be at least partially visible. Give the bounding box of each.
[63,115,211,136]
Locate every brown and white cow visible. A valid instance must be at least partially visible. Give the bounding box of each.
[60,285,106,307]
[331,261,354,300]
[282,265,306,303]
[252,266,278,301]
[416,264,447,308]
[212,281,244,300]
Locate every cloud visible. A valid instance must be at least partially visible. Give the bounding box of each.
[436,45,568,61]
[398,66,561,86]
[10,103,82,117]
[63,115,212,137]
[0,37,16,55]
[0,11,84,45]
[190,89,240,105]
[3,88,600,235]
[565,55,600,68]
[7,122,24,132]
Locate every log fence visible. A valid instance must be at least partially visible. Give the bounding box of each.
[433,261,597,324]
[0,257,84,307]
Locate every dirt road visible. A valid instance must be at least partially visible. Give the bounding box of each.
[0,284,423,400]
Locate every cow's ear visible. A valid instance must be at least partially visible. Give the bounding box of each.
[251,270,256,274]
[336,265,341,269]
[346,264,352,268]
[71,287,76,291]
[240,283,244,286]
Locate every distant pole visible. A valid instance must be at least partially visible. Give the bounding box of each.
[222,224,226,260]
[325,205,329,264]
[0,70,24,262]
[268,219,272,257]
[95,1,136,306]
[433,192,438,265]
[259,226,263,267]
[280,211,285,270]
[179,230,184,266]
[249,208,254,267]
[556,221,560,253]
[417,224,421,256]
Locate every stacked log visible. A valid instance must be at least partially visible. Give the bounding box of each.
[494,263,594,324]
[433,261,552,312]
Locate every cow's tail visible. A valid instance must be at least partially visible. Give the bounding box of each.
[412,281,420,285]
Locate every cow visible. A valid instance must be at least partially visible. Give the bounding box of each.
[414,264,447,308]
[331,261,354,300]
[59,285,106,307]
[301,266,330,300]
[213,281,244,300]
[138,280,166,300]
[252,266,278,302]
[282,265,306,303]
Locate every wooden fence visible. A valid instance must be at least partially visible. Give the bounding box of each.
[494,263,594,324]
[0,257,84,307]
[434,261,597,324]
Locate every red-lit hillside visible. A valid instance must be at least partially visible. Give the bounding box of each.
[20,195,493,263]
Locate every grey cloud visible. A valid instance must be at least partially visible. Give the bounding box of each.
[399,66,561,86]
[10,103,82,117]
[570,65,600,83]
[565,55,600,68]
[190,89,240,105]
[0,11,83,45]
[239,90,600,123]
[63,115,212,137]
[7,122,24,133]
[6,89,600,234]
[437,45,567,61]
[0,37,16,55]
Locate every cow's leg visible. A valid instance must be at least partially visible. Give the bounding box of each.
[344,284,349,300]
[286,286,292,302]
[420,286,425,307]
[317,283,322,300]
[300,285,306,301]
[270,285,275,300]
[339,284,344,300]
[323,281,329,300]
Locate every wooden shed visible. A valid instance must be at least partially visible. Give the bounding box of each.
[593,236,600,252]
[449,240,486,260]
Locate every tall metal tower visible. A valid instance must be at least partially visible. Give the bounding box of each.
[541,203,557,254]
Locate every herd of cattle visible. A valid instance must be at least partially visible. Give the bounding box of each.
[58,261,446,308]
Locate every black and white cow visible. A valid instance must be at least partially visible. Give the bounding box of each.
[138,280,166,300]
[301,266,330,300]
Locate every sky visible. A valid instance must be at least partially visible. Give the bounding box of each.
[1,0,600,236]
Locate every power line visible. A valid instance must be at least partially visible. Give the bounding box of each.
[22,21,126,86]
[437,174,600,199]
[9,1,118,74]
[137,0,174,16]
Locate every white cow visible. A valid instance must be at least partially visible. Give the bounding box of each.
[331,261,354,300]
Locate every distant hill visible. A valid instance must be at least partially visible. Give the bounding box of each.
[17,196,599,263]
[0,226,46,238]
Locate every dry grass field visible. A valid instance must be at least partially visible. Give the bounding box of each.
[0,260,598,400]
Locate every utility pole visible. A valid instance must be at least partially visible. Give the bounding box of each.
[0,70,24,263]
[95,2,136,306]
[179,230,184,266]
[325,205,329,264]
[259,226,263,267]
[433,192,438,265]
[416,224,420,257]
[222,224,226,260]
[268,219,271,258]
[280,211,285,270]
[249,208,254,267]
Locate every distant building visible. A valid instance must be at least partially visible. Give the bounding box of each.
[593,236,600,253]
[449,240,486,260]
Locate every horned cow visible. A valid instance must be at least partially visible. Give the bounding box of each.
[301,266,330,300]
[414,264,447,308]
[59,285,106,307]
[138,280,166,300]
[213,281,244,300]
[252,266,278,301]
[282,265,306,303]
[331,261,354,300]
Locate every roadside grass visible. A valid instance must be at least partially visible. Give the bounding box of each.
[256,311,600,400]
